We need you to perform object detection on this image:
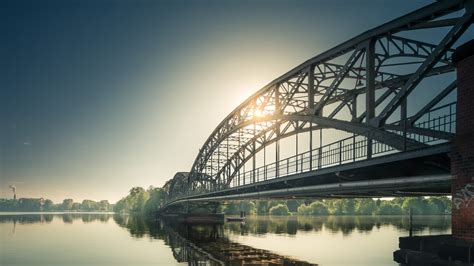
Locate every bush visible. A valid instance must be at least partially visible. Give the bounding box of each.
[269,204,290,216]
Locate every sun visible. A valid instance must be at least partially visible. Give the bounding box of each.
[254,109,264,117]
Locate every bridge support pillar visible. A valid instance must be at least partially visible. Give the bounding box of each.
[451,40,474,242]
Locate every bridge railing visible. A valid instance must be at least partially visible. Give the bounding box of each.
[230,102,456,188]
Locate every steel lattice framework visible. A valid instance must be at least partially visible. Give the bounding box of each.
[164,0,473,204]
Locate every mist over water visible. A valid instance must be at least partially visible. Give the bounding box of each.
[0,213,451,265]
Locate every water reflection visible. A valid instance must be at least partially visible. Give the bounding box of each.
[0,214,451,265]
[114,215,317,265]
[225,216,451,236]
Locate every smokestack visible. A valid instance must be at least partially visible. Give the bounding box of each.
[9,185,16,200]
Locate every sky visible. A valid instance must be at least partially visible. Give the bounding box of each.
[0,0,457,203]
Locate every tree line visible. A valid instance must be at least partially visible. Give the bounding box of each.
[112,186,452,216]
[219,197,452,216]
[1,186,451,216]
[0,198,113,212]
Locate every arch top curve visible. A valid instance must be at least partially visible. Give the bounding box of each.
[185,0,468,196]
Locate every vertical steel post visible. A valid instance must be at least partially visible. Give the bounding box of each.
[308,65,315,172]
[307,65,315,170]
[339,141,342,164]
[210,152,213,182]
[296,121,299,172]
[226,137,229,186]
[276,134,280,178]
[318,129,323,168]
[243,145,246,185]
[308,65,315,109]
[352,95,357,161]
[238,130,241,187]
[264,145,266,180]
[275,84,280,178]
[366,38,376,159]
[401,97,408,151]
[217,146,220,188]
[309,123,313,170]
[252,123,256,183]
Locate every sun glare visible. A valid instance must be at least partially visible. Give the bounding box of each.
[254,109,264,117]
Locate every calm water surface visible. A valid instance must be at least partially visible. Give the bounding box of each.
[0,213,451,265]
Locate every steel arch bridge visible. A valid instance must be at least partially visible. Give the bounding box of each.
[162,0,473,210]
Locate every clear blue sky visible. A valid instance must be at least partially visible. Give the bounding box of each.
[1,0,448,202]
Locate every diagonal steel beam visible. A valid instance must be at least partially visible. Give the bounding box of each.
[409,81,457,124]
[277,114,427,151]
[313,49,364,115]
[383,124,454,140]
[377,12,472,125]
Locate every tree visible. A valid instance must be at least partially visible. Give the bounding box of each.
[421,199,440,215]
[18,198,41,211]
[43,199,55,211]
[114,187,150,213]
[402,197,424,214]
[356,198,376,215]
[256,201,269,215]
[343,199,356,215]
[134,191,149,212]
[391,204,403,215]
[72,202,81,211]
[113,198,130,213]
[309,201,329,215]
[376,201,394,215]
[269,200,286,209]
[98,200,110,211]
[392,197,405,206]
[286,200,302,213]
[297,204,312,215]
[241,201,256,215]
[144,188,166,215]
[328,199,344,215]
[81,200,97,211]
[129,187,145,197]
[269,204,290,216]
[61,199,74,211]
[223,202,240,215]
[437,196,452,213]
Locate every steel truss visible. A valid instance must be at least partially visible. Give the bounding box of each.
[166,0,473,202]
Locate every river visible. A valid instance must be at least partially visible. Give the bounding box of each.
[0,213,451,265]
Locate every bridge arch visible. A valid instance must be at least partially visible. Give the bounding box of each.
[163,0,470,203]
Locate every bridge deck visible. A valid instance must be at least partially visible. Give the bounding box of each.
[165,143,451,207]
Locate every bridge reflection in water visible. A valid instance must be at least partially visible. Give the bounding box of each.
[114,215,317,265]
[0,213,452,265]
